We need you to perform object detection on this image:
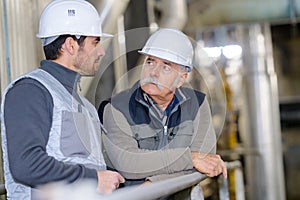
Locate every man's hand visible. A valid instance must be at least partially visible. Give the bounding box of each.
[142,180,152,185]
[97,170,125,194]
[191,152,227,179]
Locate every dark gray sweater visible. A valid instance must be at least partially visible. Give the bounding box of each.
[3,60,97,187]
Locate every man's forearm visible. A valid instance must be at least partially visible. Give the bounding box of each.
[103,134,193,179]
[146,169,196,182]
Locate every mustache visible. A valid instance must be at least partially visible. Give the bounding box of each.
[140,78,164,90]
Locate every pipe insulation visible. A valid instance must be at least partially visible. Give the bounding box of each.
[189,0,300,27]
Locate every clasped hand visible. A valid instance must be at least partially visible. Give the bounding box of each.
[191,152,227,179]
[97,170,125,194]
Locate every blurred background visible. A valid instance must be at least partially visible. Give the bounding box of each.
[0,0,300,199]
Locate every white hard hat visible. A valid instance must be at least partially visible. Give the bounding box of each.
[36,0,112,45]
[138,28,194,71]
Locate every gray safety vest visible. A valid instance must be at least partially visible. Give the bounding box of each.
[1,69,105,199]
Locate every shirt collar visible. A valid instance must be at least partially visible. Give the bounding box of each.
[134,81,189,117]
[40,60,80,92]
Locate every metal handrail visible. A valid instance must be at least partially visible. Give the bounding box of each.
[108,161,242,200]
[104,172,207,200]
[219,160,245,200]
[2,161,244,199]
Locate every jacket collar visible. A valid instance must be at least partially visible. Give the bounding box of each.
[40,60,80,93]
[133,81,190,109]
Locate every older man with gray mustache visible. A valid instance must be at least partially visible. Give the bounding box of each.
[98,28,227,199]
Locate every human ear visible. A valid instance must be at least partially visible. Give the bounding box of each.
[63,37,77,55]
[177,72,188,88]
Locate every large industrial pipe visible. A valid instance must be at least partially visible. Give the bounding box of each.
[240,23,285,200]
[188,0,300,27]
[80,0,130,105]
[156,0,188,30]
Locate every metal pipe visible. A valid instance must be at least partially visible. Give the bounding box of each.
[105,172,207,200]
[112,15,128,93]
[36,161,243,199]
[157,0,188,29]
[219,161,244,200]
[240,23,285,200]
[106,161,241,200]
[226,161,246,200]
[2,0,11,84]
[187,0,300,26]
[289,0,297,24]
[81,0,130,105]
[147,0,188,30]
[218,175,230,200]
[234,165,245,200]
[34,172,207,200]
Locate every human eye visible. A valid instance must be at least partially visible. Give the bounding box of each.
[94,37,100,46]
[162,64,172,73]
[146,59,155,66]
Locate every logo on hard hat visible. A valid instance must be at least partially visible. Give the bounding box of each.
[68,9,76,17]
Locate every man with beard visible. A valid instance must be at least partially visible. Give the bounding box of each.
[1,1,124,199]
[98,28,227,199]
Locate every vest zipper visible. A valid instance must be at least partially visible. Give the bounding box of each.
[164,125,168,136]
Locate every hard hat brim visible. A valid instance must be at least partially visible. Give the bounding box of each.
[101,33,113,38]
[36,32,113,39]
[138,50,193,69]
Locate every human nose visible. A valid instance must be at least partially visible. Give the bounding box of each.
[97,44,105,57]
[149,64,160,77]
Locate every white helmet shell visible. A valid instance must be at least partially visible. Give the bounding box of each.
[139,28,194,70]
[36,0,111,39]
